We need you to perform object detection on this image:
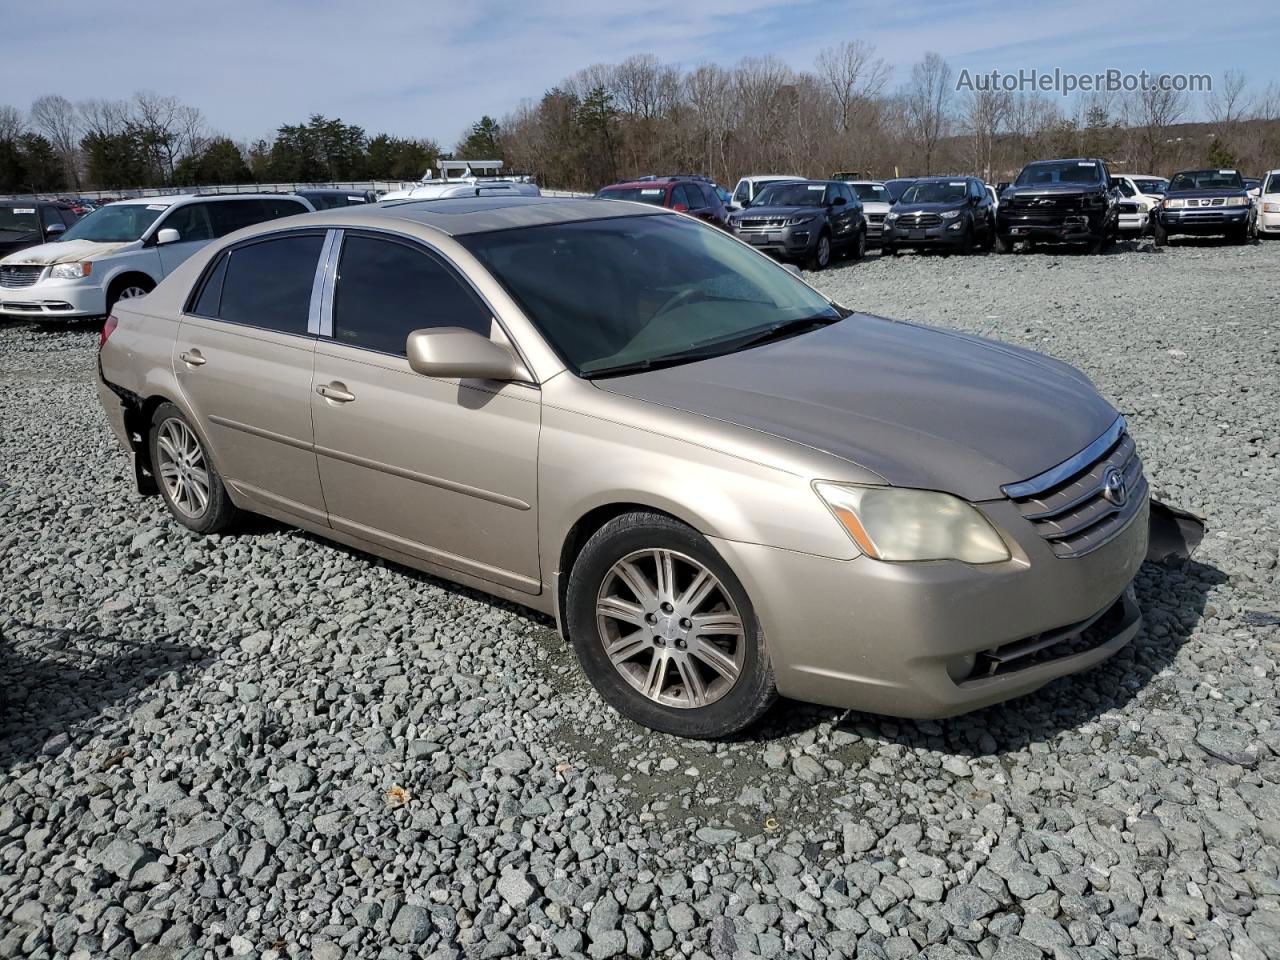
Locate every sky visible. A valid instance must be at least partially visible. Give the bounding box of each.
[6,0,1279,147]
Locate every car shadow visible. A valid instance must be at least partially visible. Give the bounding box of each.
[1,316,103,333]
[750,555,1226,755]
[0,623,209,769]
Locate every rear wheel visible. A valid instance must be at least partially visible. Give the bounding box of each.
[565,512,776,739]
[149,403,241,534]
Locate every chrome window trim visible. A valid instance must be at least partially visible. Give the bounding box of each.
[310,229,341,337]
[1002,415,1127,499]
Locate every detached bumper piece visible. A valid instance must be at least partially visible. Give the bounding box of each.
[1147,499,1206,561]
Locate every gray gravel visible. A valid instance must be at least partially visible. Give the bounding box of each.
[2,237,1278,960]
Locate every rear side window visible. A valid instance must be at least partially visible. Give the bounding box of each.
[208,198,307,238]
[331,235,492,355]
[191,253,229,317]
[215,234,324,334]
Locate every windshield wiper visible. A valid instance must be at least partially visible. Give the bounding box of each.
[581,313,844,380]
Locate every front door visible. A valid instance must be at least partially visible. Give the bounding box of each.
[310,231,541,594]
[155,201,216,276]
[175,231,328,524]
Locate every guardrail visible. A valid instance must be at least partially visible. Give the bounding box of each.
[2,181,593,202]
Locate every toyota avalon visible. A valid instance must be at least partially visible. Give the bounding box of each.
[98,196,1177,738]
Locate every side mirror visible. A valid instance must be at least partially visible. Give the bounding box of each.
[782,263,802,277]
[830,196,846,206]
[406,327,529,382]
[156,228,181,245]
[44,221,66,237]
[671,203,689,213]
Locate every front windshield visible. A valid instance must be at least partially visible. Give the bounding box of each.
[753,183,829,207]
[883,179,915,201]
[1168,169,1244,192]
[597,186,668,206]
[1133,178,1167,195]
[58,204,164,243]
[462,214,842,376]
[1015,161,1103,186]
[0,206,40,235]
[850,184,889,203]
[900,181,967,204]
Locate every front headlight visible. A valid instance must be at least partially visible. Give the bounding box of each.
[1225,196,1249,207]
[785,215,816,226]
[814,482,1010,564]
[940,210,961,219]
[1264,202,1280,213]
[1164,198,1186,209]
[50,262,93,279]
[884,212,899,221]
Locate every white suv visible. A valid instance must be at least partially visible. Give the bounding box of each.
[1259,170,1280,237]
[1113,175,1168,234]
[0,193,313,321]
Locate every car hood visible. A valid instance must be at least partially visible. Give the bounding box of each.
[891,202,966,215]
[860,201,891,215]
[737,205,826,219]
[0,238,133,266]
[1005,182,1105,198]
[593,314,1118,501]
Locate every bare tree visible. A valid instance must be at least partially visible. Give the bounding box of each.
[1123,81,1187,174]
[1208,70,1250,125]
[30,94,82,187]
[961,88,1010,181]
[903,53,952,174]
[685,64,734,183]
[815,40,891,133]
[0,104,24,141]
[78,98,132,139]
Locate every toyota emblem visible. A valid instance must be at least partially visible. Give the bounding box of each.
[1101,467,1128,506]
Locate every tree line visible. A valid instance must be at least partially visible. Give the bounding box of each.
[0,93,443,194]
[4,49,1279,196]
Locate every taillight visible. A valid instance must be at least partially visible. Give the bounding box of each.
[100,314,118,348]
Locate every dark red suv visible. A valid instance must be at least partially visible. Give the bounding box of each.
[595,176,730,228]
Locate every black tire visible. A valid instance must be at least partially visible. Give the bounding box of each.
[880,242,896,256]
[980,217,995,251]
[565,512,777,739]
[807,231,832,271]
[106,275,155,315]
[1151,220,1167,247]
[959,221,975,255]
[148,403,241,534]
[994,232,1012,254]
[850,227,866,260]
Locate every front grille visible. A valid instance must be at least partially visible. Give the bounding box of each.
[897,213,942,228]
[868,213,885,224]
[1184,197,1226,207]
[736,217,786,232]
[1005,423,1148,559]
[0,265,43,288]
[962,593,1129,681]
[1007,195,1081,214]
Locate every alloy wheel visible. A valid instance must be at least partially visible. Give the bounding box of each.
[155,417,211,518]
[817,235,831,267]
[595,548,745,709]
[117,285,149,300]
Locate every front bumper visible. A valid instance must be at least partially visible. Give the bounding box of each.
[997,209,1106,243]
[1157,206,1250,235]
[1118,211,1148,232]
[732,222,821,259]
[0,269,108,319]
[881,219,968,247]
[711,493,1149,719]
[1259,207,1280,233]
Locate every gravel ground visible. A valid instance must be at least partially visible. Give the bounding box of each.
[1,237,1278,960]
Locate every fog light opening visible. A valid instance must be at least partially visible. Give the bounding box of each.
[946,653,977,683]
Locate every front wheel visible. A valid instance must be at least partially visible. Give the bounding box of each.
[881,242,897,257]
[565,512,776,739]
[149,403,241,534]
[106,276,155,315]
[994,232,1012,254]
[850,227,866,260]
[1151,220,1167,247]
[807,232,832,271]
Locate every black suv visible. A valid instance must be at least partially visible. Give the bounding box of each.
[881,177,994,255]
[996,158,1118,253]
[729,180,866,270]
[1153,169,1258,245]
[0,200,79,259]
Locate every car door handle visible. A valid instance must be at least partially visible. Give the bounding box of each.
[316,382,355,403]
[179,350,206,367]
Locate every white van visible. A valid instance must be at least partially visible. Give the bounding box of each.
[0,193,313,320]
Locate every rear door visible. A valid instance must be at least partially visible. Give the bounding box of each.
[310,231,542,593]
[175,230,328,524]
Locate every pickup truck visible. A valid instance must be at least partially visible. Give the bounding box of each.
[996,158,1118,254]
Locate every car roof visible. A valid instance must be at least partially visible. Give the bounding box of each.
[280,196,669,237]
[110,193,308,208]
[604,179,677,189]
